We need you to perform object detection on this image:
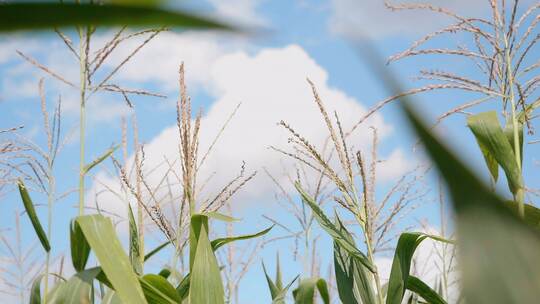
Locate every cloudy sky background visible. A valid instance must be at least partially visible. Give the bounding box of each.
[1,0,539,302]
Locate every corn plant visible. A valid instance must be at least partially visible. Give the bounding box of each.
[383,0,540,216]
[14,65,272,304]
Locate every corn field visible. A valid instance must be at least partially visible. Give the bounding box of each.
[0,0,540,303]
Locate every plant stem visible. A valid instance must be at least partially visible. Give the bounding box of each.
[78,27,88,217]
[43,168,54,304]
[503,32,525,217]
[352,181,383,304]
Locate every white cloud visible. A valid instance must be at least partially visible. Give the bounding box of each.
[329,0,534,38]
[207,0,267,26]
[377,149,412,182]
[97,31,245,93]
[88,44,410,220]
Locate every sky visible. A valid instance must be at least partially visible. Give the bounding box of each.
[0,0,539,303]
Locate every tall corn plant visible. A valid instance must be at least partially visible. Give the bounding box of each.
[383,0,540,216]
[272,79,437,304]
[6,2,269,303]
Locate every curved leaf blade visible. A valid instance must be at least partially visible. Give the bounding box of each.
[404,102,540,304]
[386,232,452,304]
[467,111,523,195]
[54,268,101,304]
[76,214,147,304]
[189,214,225,304]
[211,225,273,251]
[295,182,375,272]
[407,276,447,304]
[140,274,180,304]
[17,180,50,252]
[70,220,90,272]
[29,274,43,304]
[334,215,376,304]
[0,3,232,32]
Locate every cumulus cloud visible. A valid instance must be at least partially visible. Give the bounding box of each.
[96,31,245,92]
[89,44,412,219]
[207,0,268,26]
[329,0,534,38]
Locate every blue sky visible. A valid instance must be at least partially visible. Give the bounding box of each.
[1,0,540,303]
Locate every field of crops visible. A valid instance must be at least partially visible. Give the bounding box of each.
[1,1,540,303]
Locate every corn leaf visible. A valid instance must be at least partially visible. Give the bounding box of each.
[293,278,330,304]
[504,119,524,167]
[262,262,280,301]
[17,179,50,252]
[204,211,240,222]
[29,274,43,304]
[54,267,101,304]
[474,139,499,182]
[128,204,142,275]
[70,220,90,272]
[334,215,376,304]
[102,290,123,304]
[144,240,171,262]
[407,276,446,304]
[316,279,330,304]
[466,111,523,195]
[295,182,375,272]
[0,3,232,32]
[176,273,190,301]
[158,268,171,279]
[44,280,65,304]
[211,225,273,251]
[140,274,180,304]
[404,102,540,304]
[76,214,147,304]
[504,201,540,228]
[189,214,225,304]
[83,145,118,175]
[271,275,299,304]
[386,232,452,304]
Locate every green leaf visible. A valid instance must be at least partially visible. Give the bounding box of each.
[102,290,123,304]
[0,3,232,32]
[70,220,90,272]
[473,139,499,182]
[189,214,225,304]
[504,119,524,167]
[504,201,540,228]
[293,278,329,304]
[316,279,330,304]
[176,273,190,301]
[272,275,299,304]
[334,215,376,304]
[17,179,50,252]
[158,268,171,279]
[144,240,171,262]
[204,211,240,222]
[45,280,65,304]
[76,214,147,304]
[140,274,180,304]
[29,274,43,304]
[54,267,101,304]
[128,204,143,275]
[467,111,523,195]
[404,102,540,304]
[83,145,118,175]
[262,262,280,300]
[386,232,452,304]
[294,182,375,272]
[407,276,446,304]
[211,225,273,251]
